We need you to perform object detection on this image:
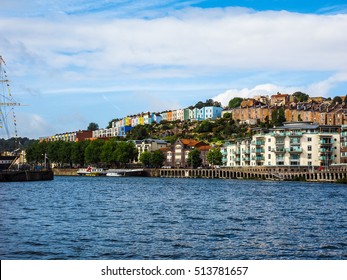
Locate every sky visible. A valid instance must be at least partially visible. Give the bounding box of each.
[1,0,347,139]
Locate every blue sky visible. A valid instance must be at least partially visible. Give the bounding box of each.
[1,0,347,139]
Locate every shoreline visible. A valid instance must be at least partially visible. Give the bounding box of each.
[53,166,347,183]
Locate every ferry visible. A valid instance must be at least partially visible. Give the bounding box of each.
[77,167,107,176]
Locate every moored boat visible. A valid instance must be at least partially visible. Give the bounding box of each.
[77,167,107,176]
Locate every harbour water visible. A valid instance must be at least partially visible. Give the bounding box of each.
[0,176,346,260]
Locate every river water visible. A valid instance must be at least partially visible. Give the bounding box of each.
[0,176,346,260]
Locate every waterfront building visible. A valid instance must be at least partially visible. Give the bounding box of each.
[130,139,169,162]
[226,122,341,167]
[163,138,211,168]
[341,125,347,164]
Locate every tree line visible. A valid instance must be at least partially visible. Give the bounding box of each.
[26,139,138,168]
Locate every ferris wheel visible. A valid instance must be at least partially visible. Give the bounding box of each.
[0,55,21,141]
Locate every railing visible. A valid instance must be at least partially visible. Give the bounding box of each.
[287,132,303,137]
[256,156,265,161]
[288,148,303,153]
[320,148,332,153]
[319,140,334,144]
[272,147,286,153]
[271,132,286,137]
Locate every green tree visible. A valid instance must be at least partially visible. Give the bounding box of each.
[87,122,99,131]
[206,148,223,167]
[114,141,138,167]
[126,124,149,140]
[100,138,118,165]
[187,149,202,168]
[71,141,89,166]
[293,91,309,102]
[333,96,343,104]
[195,120,214,133]
[222,112,232,119]
[85,139,104,164]
[26,140,47,165]
[271,108,286,126]
[139,151,152,167]
[195,101,204,109]
[228,97,243,108]
[150,150,165,168]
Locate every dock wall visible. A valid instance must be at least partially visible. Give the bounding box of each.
[53,166,347,183]
[0,170,54,182]
[145,166,347,183]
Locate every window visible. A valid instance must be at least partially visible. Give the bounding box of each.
[308,161,312,166]
[268,154,271,159]
[268,146,271,152]
[308,153,312,159]
[307,137,312,142]
[268,138,271,142]
[308,145,312,151]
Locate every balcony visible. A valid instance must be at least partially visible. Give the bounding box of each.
[288,147,303,153]
[287,132,303,137]
[271,132,286,137]
[255,141,265,146]
[319,148,332,153]
[256,156,265,161]
[319,139,334,145]
[272,147,286,153]
[320,156,335,161]
[290,141,301,146]
[256,148,265,153]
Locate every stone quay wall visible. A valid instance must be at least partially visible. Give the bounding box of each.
[145,165,347,183]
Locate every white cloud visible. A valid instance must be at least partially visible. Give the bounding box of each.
[212,84,301,106]
[15,113,54,138]
[213,72,347,106]
[307,72,347,96]
[2,8,347,80]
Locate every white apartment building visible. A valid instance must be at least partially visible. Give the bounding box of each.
[226,122,341,167]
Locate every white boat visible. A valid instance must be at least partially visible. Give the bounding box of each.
[106,168,144,177]
[77,167,107,176]
[106,171,124,177]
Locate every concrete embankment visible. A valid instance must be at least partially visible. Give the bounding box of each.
[145,166,347,183]
[53,166,347,183]
[53,168,78,176]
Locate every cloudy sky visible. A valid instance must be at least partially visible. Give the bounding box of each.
[1,0,347,139]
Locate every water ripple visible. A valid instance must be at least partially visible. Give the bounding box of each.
[1,176,346,260]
